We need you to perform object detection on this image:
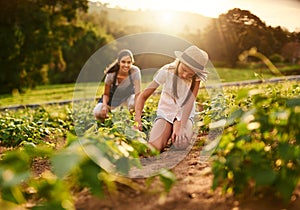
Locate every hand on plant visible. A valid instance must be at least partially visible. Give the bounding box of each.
[101,105,109,118]
[134,116,143,131]
[171,121,189,149]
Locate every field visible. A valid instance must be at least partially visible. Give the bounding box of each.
[0,67,300,209]
[1,65,299,108]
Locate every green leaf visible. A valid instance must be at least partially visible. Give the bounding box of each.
[81,142,115,173]
[51,151,82,179]
[276,177,298,202]
[236,88,249,101]
[226,151,243,169]
[65,132,79,146]
[1,150,30,173]
[158,169,176,193]
[226,108,243,126]
[0,170,30,188]
[286,98,300,108]
[236,123,249,136]
[249,141,265,152]
[79,160,104,197]
[278,143,297,161]
[32,202,66,210]
[253,168,276,186]
[116,157,130,175]
[0,199,23,210]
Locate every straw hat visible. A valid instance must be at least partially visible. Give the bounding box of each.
[174,45,209,81]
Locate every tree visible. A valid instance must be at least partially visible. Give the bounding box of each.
[281,42,300,63]
[203,8,270,66]
[55,29,109,83]
[0,0,88,94]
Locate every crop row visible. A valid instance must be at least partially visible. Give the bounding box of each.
[0,80,299,208]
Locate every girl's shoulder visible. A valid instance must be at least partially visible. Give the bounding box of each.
[160,61,177,73]
[154,62,176,82]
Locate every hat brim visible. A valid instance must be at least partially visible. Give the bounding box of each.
[174,51,208,81]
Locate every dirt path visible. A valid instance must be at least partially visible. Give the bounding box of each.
[74,139,300,210]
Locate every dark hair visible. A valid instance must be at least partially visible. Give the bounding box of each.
[172,61,196,107]
[103,49,134,84]
[117,49,134,63]
[105,49,134,74]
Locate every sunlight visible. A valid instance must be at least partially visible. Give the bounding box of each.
[195,0,231,17]
[93,0,300,32]
[160,11,174,24]
[136,0,231,18]
[154,10,181,33]
[93,0,232,18]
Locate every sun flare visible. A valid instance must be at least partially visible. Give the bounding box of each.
[160,11,174,24]
[197,0,230,17]
[93,0,300,32]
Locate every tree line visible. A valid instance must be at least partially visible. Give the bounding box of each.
[198,8,300,67]
[1,1,299,94]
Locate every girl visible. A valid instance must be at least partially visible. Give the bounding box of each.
[134,45,209,152]
[93,49,141,121]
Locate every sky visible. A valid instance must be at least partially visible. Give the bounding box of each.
[91,0,300,32]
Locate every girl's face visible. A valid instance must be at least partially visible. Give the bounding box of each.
[119,55,132,73]
[178,62,196,81]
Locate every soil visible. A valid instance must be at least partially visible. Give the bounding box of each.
[4,134,299,210]
[72,137,300,210]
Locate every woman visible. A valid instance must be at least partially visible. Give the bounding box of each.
[135,45,209,152]
[93,49,141,121]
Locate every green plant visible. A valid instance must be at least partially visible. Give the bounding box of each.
[0,105,73,147]
[212,83,300,202]
[0,95,176,209]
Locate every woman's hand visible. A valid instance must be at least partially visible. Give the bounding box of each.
[134,116,143,131]
[171,121,189,149]
[101,104,109,118]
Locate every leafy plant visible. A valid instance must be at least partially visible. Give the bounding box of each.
[212,82,300,202]
[0,95,175,209]
[0,105,73,147]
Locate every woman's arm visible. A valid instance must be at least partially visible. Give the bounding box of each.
[134,80,159,130]
[102,83,111,106]
[133,78,141,105]
[100,83,111,117]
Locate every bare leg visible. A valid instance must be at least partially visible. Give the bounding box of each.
[183,119,194,140]
[149,119,172,152]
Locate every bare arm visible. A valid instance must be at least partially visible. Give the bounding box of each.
[100,83,111,117]
[102,83,111,106]
[134,80,159,130]
[133,78,141,105]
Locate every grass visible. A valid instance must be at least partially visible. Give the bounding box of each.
[215,67,273,82]
[0,65,299,108]
[0,83,78,108]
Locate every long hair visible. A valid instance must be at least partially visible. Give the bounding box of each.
[172,61,196,107]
